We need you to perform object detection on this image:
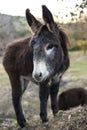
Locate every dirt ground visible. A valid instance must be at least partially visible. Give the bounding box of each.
[0,53,87,130]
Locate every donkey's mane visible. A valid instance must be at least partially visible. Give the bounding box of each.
[59,28,70,60]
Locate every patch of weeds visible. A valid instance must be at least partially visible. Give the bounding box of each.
[0,117,3,123]
[12,119,17,127]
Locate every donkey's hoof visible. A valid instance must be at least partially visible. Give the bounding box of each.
[54,112,59,118]
[18,123,29,130]
[54,111,63,118]
[18,127,28,130]
[43,122,49,129]
[21,127,28,130]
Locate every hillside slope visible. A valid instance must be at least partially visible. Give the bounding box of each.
[0,13,30,55]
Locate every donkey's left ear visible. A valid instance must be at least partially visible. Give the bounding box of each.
[26,9,42,33]
[42,5,55,32]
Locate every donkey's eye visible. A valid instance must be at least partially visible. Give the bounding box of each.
[47,44,54,50]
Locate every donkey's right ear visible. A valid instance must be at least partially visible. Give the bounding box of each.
[26,9,41,33]
[42,5,55,32]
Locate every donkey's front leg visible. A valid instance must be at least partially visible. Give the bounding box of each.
[9,73,27,128]
[39,83,50,124]
[50,82,60,116]
[12,88,26,128]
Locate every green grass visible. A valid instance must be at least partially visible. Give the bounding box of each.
[0,65,9,85]
[0,75,9,85]
[66,51,87,79]
[68,61,87,78]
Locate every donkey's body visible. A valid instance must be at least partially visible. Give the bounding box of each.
[3,5,69,129]
[58,88,87,110]
[3,37,32,75]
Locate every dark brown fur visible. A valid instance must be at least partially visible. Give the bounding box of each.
[3,36,33,75]
[58,88,87,110]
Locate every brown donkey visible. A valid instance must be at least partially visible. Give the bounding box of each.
[58,88,87,110]
[3,5,70,129]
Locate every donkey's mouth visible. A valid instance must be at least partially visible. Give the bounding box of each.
[32,72,56,83]
[33,76,48,83]
[32,68,57,83]
[32,72,48,83]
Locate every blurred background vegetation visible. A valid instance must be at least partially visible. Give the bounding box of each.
[0,14,87,54]
[0,0,87,56]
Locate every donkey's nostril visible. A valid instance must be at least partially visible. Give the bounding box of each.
[39,72,42,77]
[34,72,42,81]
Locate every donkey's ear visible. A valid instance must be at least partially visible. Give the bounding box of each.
[42,5,55,31]
[26,9,41,33]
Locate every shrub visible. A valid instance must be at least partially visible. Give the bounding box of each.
[69,42,80,51]
[69,40,87,53]
[77,40,87,54]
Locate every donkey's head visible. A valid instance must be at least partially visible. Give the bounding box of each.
[26,5,65,82]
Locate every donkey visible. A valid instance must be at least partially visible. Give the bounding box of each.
[3,5,70,129]
[58,88,87,110]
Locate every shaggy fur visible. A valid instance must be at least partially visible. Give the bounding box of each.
[3,5,70,128]
[58,88,87,110]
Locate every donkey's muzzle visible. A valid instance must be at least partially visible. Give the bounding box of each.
[32,72,43,82]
